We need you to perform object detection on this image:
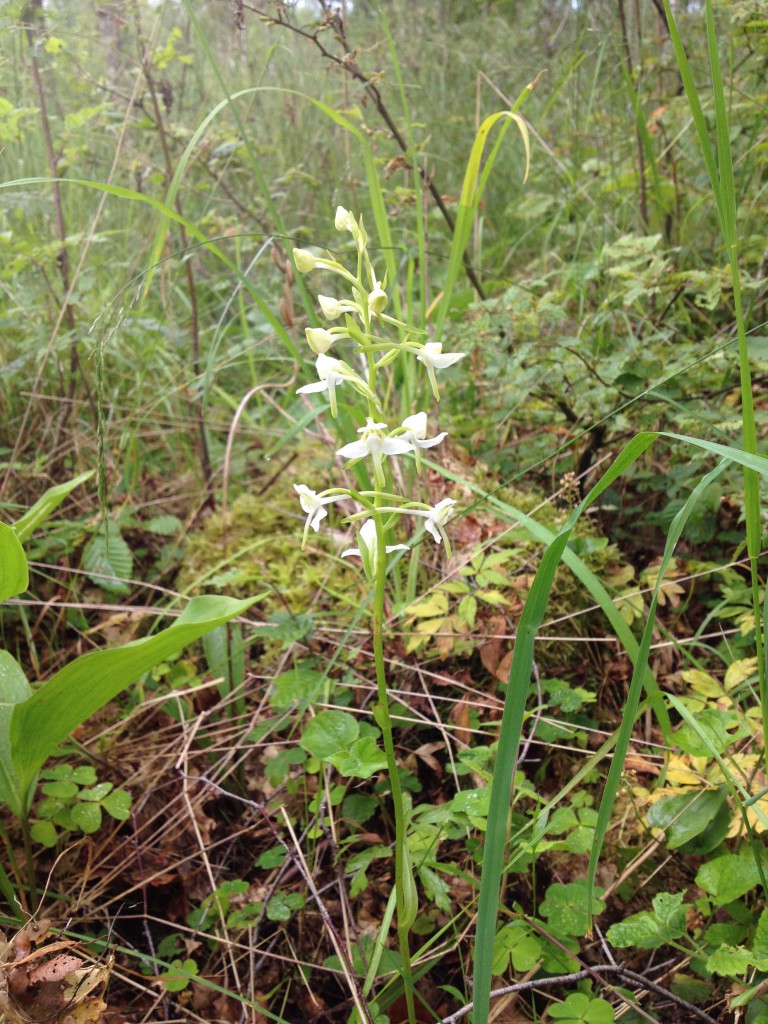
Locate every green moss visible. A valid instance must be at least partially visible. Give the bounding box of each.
[177,449,357,617]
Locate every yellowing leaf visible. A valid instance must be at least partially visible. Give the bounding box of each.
[681,668,722,697]
[724,658,759,692]
[667,754,707,786]
[407,592,449,618]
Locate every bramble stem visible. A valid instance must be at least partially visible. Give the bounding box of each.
[373,511,417,1024]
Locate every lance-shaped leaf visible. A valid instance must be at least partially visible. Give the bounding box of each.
[9,595,256,815]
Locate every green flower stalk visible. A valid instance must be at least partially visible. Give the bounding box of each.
[292,207,464,1024]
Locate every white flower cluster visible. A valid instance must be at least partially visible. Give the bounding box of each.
[293,207,464,575]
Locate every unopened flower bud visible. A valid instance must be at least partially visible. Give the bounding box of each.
[335,206,356,233]
[368,286,388,316]
[305,327,335,354]
[293,248,316,273]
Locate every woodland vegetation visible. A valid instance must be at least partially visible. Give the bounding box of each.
[1,1,768,1022]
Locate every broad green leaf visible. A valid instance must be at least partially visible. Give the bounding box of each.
[539,881,605,937]
[607,891,689,949]
[675,711,734,757]
[71,801,102,834]
[0,522,28,602]
[299,710,359,760]
[12,471,93,543]
[82,520,133,595]
[101,788,132,821]
[706,944,768,976]
[270,666,326,710]
[30,820,58,848]
[326,736,387,780]
[492,922,542,975]
[0,652,32,813]
[144,514,183,536]
[646,788,728,849]
[696,854,763,906]
[9,595,255,815]
[549,992,614,1023]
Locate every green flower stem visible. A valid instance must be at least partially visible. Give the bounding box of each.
[373,511,417,1024]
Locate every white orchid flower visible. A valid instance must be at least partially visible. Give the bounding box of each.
[294,484,341,547]
[341,518,408,580]
[337,418,412,476]
[296,353,376,418]
[400,412,447,470]
[398,497,457,545]
[416,342,466,400]
[318,294,359,321]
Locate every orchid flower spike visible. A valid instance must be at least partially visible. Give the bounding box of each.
[297,353,377,418]
[294,484,341,547]
[416,342,466,401]
[341,518,408,581]
[400,412,447,470]
[337,418,412,478]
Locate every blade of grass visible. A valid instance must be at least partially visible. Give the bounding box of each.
[662,0,764,759]
[433,105,530,347]
[472,430,768,1024]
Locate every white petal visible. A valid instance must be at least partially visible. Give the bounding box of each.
[337,439,370,459]
[309,505,328,531]
[297,380,329,395]
[424,519,442,543]
[358,519,378,551]
[415,432,447,449]
[385,544,409,554]
[341,546,361,559]
[381,438,413,456]
[402,412,427,438]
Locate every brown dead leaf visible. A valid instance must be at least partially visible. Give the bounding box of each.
[450,698,471,744]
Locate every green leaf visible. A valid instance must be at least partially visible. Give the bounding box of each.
[492,921,542,974]
[101,788,132,821]
[71,801,102,834]
[144,514,182,536]
[646,788,728,849]
[299,710,359,760]
[81,520,133,595]
[30,820,58,847]
[326,736,387,779]
[549,992,614,1023]
[0,522,28,601]
[12,471,93,543]
[696,854,763,906]
[270,666,326,710]
[675,710,734,757]
[706,944,768,976]
[9,595,255,816]
[160,958,198,992]
[539,881,605,937]
[607,891,690,949]
[41,780,78,799]
[266,891,305,922]
[0,652,32,813]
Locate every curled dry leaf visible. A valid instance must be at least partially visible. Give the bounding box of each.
[0,925,113,1024]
